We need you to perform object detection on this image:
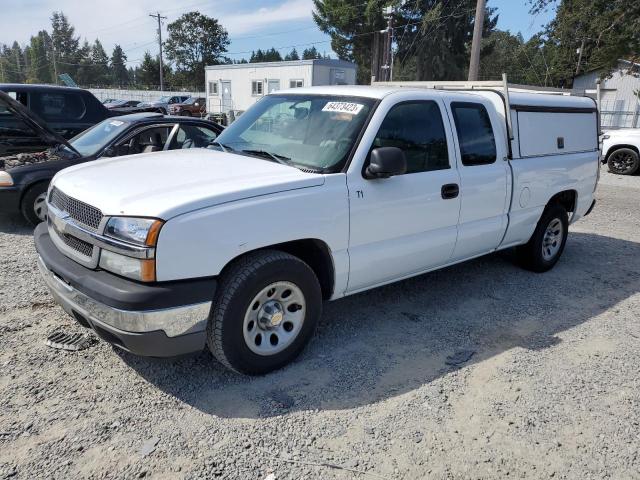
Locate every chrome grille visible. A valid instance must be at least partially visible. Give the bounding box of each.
[49,187,103,231]
[59,232,94,258]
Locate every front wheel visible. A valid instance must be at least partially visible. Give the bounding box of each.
[207,250,322,375]
[607,148,640,175]
[516,204,569,273]
[21,182,50,226]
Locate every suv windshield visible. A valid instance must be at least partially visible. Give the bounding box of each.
[157,96,171,103]
[69,118,130,156]
[213,94,376,172]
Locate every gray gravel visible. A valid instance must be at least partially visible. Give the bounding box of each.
[1,170,640,479]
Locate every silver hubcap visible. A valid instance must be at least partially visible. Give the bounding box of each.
[243,281,306,356]
[542,218,563,261]
[33,192,48,222]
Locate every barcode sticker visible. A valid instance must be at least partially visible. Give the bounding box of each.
[322,102,364,115]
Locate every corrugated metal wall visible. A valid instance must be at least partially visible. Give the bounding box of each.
[573,63,640,129]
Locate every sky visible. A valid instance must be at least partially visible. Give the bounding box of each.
[0,0,556,66]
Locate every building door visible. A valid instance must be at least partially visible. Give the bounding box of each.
[267,80,280,94]
[221,81,232,113]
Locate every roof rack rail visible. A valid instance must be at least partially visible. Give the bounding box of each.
[373,73,600,143]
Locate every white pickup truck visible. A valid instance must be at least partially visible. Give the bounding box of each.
[35,83,599,374]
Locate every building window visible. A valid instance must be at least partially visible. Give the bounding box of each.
[252,80,264,96]
[289,79,304,88]
[208,82,218,95]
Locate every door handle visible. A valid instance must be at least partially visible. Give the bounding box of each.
[441,183,459,199]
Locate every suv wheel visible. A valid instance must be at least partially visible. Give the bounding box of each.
[21,182,49,226]
[517,203,569,272]
[207,250,322,375]
[607,147,640,175]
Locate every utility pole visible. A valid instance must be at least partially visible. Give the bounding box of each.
[51,40,58,85]
[575,37,585,76]
[150,12,167,90]
[468,0,486,81]
[380,5,394,82]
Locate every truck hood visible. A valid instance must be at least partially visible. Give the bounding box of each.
[51,148,325,218]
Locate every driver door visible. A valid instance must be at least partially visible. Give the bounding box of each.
[346,99,461,293]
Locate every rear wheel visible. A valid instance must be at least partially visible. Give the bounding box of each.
[180,110,191,116]
[517,203,569,272]
[21,182,49,226]
[207,250,322,375]
[607,148,640,175]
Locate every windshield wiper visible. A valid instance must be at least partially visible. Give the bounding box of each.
[241,149,292,166]
[210,141,234,152]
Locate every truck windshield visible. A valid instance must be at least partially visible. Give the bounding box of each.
[68,118,130,156]
[213,94,376,172]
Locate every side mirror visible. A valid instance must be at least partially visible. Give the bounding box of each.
[102,146,116,157]
[364,147,407,179]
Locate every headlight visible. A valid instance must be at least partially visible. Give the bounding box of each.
[0,171,14,187]
[104,217,163,246]
[99,250,156,282]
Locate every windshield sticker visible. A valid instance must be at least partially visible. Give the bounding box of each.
[109,120,124,127]
[322,102,364,115]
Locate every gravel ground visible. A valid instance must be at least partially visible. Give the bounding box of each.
[1,170,639,480]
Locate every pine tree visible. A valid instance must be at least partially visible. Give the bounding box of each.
[284,48,300,61]
[51,12,80,80]
[110,44,129,86]
[90,39,110,86]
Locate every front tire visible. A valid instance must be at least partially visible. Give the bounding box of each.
[21,182,49,226]
[207,250,322,375]
[607,148,640,175]
[517,204,569,273]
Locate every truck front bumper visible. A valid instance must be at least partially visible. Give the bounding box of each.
[34,223,215,357]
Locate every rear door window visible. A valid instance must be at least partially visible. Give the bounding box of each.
[31,92,87,122]
[451,102,497,166]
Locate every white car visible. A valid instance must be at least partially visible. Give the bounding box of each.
[601,128,640,175]
[35,85,599,374]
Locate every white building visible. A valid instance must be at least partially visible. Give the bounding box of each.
[204,59,357,114]
[573,60,640,129]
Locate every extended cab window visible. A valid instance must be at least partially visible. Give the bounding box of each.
[31,92,86,121]
[451,102,497,166]
[371,101,449,174]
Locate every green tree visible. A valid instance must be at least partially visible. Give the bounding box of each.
[164,11,229,87]
[313,0,386,83]
[26,34,49,83]
[51,11,80,80]
[110,44,129,86]
[89,39,110,86]
[75,40,94,86]
[284,48,300,61]
[394,1,497,81]
[302,46,322,59]
[137,51,172,88]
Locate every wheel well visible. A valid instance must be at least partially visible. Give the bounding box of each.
[222,240,336,300]
[605,144,639,161]
[548,190,577,213]
[269,239,335,300]
[20,179,50,205]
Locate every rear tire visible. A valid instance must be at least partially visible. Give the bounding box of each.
[207,250,322,375]
[21,182,49,226]
[607,147,640,175]
[180,110,191,117]
[516,204,569,273]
